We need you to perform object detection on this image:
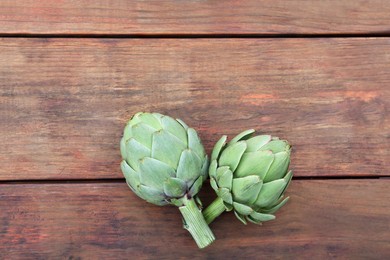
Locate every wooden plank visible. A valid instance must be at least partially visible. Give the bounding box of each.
[1,1,390,35]
[0,180,388,258]
[0,38,389,180]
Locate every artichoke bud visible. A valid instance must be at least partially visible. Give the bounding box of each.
[209,129,292,224]
[120,112,208,206]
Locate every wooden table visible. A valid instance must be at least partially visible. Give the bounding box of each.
[1,1,389,259]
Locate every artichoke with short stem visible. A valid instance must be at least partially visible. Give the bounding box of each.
[120,112,214,248]
[203,129,293,225]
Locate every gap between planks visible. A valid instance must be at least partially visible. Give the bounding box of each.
[1,33,390,39]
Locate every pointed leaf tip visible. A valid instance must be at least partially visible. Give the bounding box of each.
[233,202,253,215]
[255,178,289,208]
[249,211,276,222]
[189,176,203,196]
[246,135,272,152]
[211,135,227,161]
[234,210,248,225]
[137,112,162,130]
[264,151,290,182]
[229,129,255,145]
[187,127,206,159]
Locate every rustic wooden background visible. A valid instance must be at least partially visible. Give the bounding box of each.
[1,1,389,259]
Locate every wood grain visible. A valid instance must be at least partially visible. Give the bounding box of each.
[0,38,389,180]
[0,180,388,259]
[1,1,390,35]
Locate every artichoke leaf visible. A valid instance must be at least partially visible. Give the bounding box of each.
[255,178,288,208]
[223,201,234,211]
[187,128,206,159]
[120,137,127,159]
[121,160,140,185]
[125,138,151,171]
[176,118,189,130]
[264,151,290,182]
[245,135,271,152]
[246,216,262,225]
[219,141,247,172]
[189,176,203,195]
[210,177,219,191]
[137,112,162,130]
[195,196,203,208]
[216,167,233,190]
[249,211,275,222]
[234,210,247,225]
[123,124,133,143]
[232,175,262,204]
[200,156,209,180]
[234,150,274,179]
[131,122,156,149]
[280,170,293,195]
[139,185,167,206]
[151,129,186,169]
[121,160,144,199]
[215,166,230,180]
[217,187,233,205]
[163,177,187,198]
[211,135,227,161]
[262,196,290,214]
[176,149,202,184]
[170,198,184,207]
[161,116,188,146]
[128,112,142,127]
[209,159,218,179]
[139,157,175,190]
[260,139,289,153]
[233,202,253,215]
[229,129,255,145]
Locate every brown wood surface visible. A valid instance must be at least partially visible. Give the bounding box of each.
[0,180,389,259]
[1,38,389,180]
[1,3,389,257]
[1,1,390,35]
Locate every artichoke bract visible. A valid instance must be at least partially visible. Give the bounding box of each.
[120,112,214,248]
[203,129,292,225]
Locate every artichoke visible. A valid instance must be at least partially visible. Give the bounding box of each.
[120,112,214,248]
[203,129,292,225]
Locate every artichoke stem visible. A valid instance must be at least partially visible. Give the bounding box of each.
[203,197,226,224]
[179,196,215,248]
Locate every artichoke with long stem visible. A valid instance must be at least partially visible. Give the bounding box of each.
[203,129,292,225]
[120,112,215,248]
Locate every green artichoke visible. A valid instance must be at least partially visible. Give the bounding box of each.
[203,129,292,225]
[120,112,214,248]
